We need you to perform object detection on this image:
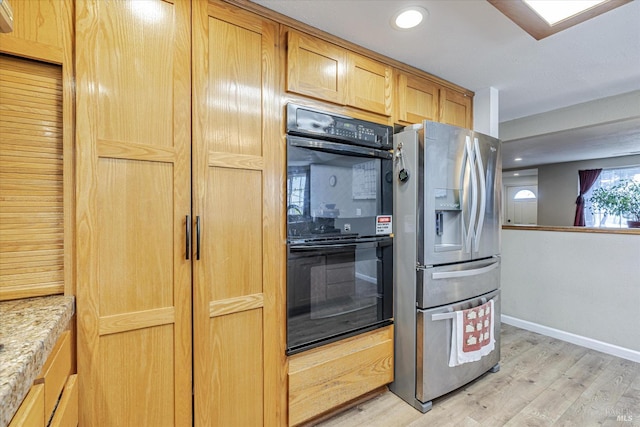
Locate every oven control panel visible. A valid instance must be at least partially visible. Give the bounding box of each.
[286,103,392,149]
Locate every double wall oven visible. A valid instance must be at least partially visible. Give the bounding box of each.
[286,104,393,354]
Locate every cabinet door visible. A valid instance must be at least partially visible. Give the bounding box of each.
[287,29,346,105]
[396,72,440,124]
[192,2,282,426]
[346,52,392,116]
[75,0,192,425]
[439,88,473,129]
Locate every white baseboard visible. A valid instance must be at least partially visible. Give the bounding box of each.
[501,315,640,363]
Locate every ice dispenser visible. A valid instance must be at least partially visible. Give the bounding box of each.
[433,188,462,252]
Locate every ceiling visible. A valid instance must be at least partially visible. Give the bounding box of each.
[252,0,640,170]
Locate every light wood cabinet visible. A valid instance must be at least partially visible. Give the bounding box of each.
[192,1,282,425]
[75,0,193,425]
[287,29,392,116]
[395,70,473,129]
[288,326,394,426]
[440,87,473,129]
[76,0,282,425]
[8,384,44,427]
[9,331,77,427]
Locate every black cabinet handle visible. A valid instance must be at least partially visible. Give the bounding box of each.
[196,216,201,260]
[185,215,191,260]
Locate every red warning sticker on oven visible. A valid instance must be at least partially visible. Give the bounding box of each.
[376,215,392,235]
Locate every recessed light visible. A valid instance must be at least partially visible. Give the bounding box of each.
[514,157,523,161]
[392,7,428,30]
[514,173,520,176]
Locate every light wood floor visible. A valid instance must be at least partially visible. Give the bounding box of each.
[313,324,640,427]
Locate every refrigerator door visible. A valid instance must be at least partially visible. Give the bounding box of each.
[470,132,501,260]
[416,289,501,405]
[420,121,474,265]
[417,257,500,309]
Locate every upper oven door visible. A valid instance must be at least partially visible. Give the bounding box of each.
[287,135,393,241]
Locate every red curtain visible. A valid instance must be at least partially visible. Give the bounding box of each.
[573,169,602,226]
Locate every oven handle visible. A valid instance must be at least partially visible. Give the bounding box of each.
[289,239,391,251]
[288,135,392,159]
[431,261,499,280]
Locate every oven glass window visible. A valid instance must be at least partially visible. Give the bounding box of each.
[287,143,390,240]
[287,240,392,354]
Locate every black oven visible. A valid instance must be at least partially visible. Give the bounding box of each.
[286,103,393,354]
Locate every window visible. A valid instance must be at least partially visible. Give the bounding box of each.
[584,166,640,227]
[513,189,536,200]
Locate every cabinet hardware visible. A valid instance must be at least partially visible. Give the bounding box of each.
[186,215,191,260]
[196,216,201,260]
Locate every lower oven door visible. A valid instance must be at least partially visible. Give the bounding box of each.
[286,237,392,354]
[416,289,500,404]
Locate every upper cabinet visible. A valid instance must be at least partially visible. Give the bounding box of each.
[395,70,473,129]
[287,29,392,117]
[440,87,473,129]
[395,71,440,124]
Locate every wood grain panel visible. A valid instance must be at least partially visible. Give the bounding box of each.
[205,167,263,301]
[0,0,68,63]
[97,158,174,316]
[0,54,64,301]
[396,72,440,124]
[209,293,264,318]
[97,326,177,427]
[440,88,473,129]
[207,309,264,426]
[8,383,44,427]
[287,29,346,105]
[346,52,392,116]
[192,2,283,425]
[94,0,174,147]
[76,0,192,424]
[49,374,78,427]
[288,326,394,426]
[207,15,262,156]
[99,307,176,336]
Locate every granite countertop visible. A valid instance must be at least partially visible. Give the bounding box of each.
[0,295,75,427]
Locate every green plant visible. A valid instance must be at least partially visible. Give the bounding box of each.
[589,179,640,223]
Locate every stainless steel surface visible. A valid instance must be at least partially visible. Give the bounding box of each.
[417,257,500,309]
[416,290,501,403]
[391,121,502,413]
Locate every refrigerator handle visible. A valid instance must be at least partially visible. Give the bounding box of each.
[465,136,478,253]
[431,261,499,280]
[473,137,486,252]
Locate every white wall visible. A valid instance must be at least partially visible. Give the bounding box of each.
[501,228,640,360]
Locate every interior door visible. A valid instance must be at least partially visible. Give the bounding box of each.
[192,2,283,425]
[75,0,192,424]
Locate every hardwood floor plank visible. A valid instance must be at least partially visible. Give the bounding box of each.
[313,325,640,427]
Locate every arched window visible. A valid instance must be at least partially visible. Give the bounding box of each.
[514,189,536,200]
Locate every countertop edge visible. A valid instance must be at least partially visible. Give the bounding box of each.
[0,295,75,427]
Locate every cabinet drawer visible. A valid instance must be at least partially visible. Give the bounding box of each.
[49,374,78,427]
[288,326,394,426]
[37,330,72,419]
[8,383,45,427]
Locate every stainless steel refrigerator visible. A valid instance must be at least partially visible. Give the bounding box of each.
[390,121,502,412]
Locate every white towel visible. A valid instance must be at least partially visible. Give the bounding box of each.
[448,299,495,367]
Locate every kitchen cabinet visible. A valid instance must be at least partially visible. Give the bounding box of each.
[395,71,440,125]
[192,1,282,425]
[8,331,77,427]
[287,29,392,116]
[288,325,394,426]
[75,0,282,425]
[395,70,473,129]
[440,87,473,129]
